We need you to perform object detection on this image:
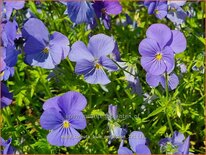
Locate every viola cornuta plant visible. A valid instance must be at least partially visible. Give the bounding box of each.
[0,0,205,154]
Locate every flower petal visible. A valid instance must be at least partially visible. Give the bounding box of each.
[25,52,55,69]
[69,112,86,130]
[69,41,94,62]
[138,38,160,56]
[4,45,19,67]
[75,59,94,75]
[85,68,111,85]
[49,32,70,59]
[146,23,172,49]
[146,73,161,87]
[57,91,87,115]
[177,136,190,154]
[104,1,122,15]
[135,144,151,154]
[99,56,118,71]
[162,46,175,73]
[129,131,147,152]
[155,2,167,19]
[88,34,115,58]
[67,1,95,24]
[43,96,61,111]
[22,18,49,43]
[169,30,187,53]
[47,127,81,147]
[118,147,133,154]
[40,108,64,130]
[160,73,179,90]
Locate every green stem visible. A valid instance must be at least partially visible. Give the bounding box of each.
[111,60,136,77]
[165,73,173,133]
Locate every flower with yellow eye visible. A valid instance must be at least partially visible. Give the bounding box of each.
[40,91,87,147]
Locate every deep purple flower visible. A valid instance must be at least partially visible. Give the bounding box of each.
[139,23,186,75]
[144,0,167,19]
[69,34,118,85]
[93,0,122,29]
[2,1,25,20]
[146,72,179,90]
[22,18,70,69]
[159,131,190,154]
[118,131,151,154]
[167,3,187,25]
[0,137,15,154]
[65,1,95,24]
[40,91,87,147]
[1,82,13,109]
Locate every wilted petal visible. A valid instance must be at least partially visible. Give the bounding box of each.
[85,68,110,85]
[88,34,115,58]
[47,126,81,147]
[139,38,160,56]
[57,91,87,115]
[67,1,95,24]
[135,144,151,154]
[69,41,94,62]
[146,73,161,87]
[146,24,172,49]
[99,56,118,71]
[40,108,64,130]
[129,131,147,152]
[169,30,187,53]
[118,147,133,154]
[69,112,86,130]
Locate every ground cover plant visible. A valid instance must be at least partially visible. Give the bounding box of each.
[1,0,205,154]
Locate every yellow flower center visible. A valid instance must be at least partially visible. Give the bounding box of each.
[63,120,70,128]
[155,53,163,61]
[43,47,49,53]
[155,9,159,15]
[0,71,4,77]
[95,63,102,69]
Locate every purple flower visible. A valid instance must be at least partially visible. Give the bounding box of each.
[1,83,13,109]
[159,131,190,154]
[22,18,70,69]
[144,0,168,19]
[93,0,122,29]
[2,1,25,20]
[69,34,118,85]
[139,23,186,75]
[118,131,151,154]
[124,66,142,95]
[146,72,179,90]
[167,3,187,25]
[108,104,118,120]
[66,1,95,24]
[40,91,87,147]
[1,20,21,47]
[107,104,127,144]
[0,137,15,154]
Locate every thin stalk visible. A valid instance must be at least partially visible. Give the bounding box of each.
[165,73,173,133]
